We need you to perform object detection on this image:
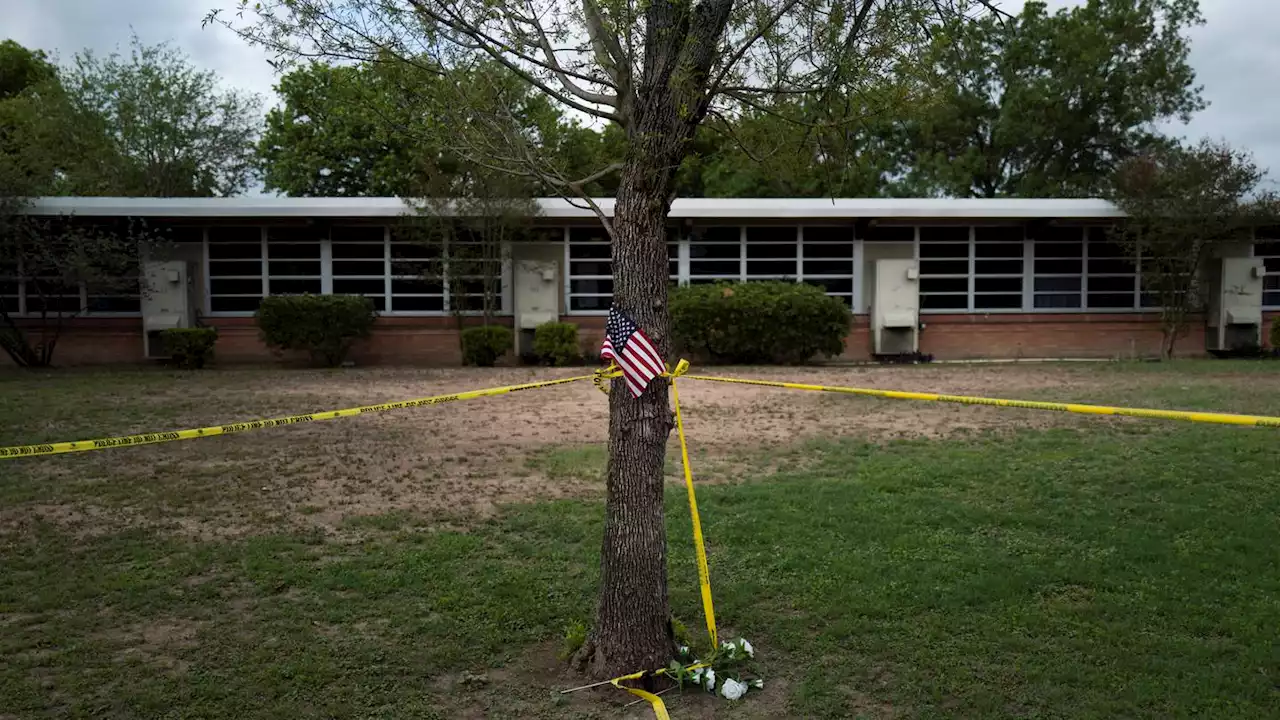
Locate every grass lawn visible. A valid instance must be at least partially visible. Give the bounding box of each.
[1,361,1279,718]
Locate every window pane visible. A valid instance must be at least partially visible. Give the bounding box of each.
[331,226,385,244]
[1089,258,1135,275]
[570,295,611,311]
[333,242,385,259]
[333,260,384,276]
[862,225,914,242]
[974,294,1021,309]
[1035,294,1081,309]
[269,279,321,294]
[267,242,321,259]
[747,260,796,276]
[921,277,967,293]
[1087,240,1127,258]
[920,260,968,275]
[211,278,263,295]
[28,296,82,313]
[208,242,262,260]
[1090,276,1135,292]
[1264,291,1280,307]
[391,278,443,294]
[569,242,610,259]
[570,261,610,276]
[391,243,439,260]
[391,295,443,312]
[1036,259,1082,274]
[690,243,740,260]
[209,260,262,276]
[975,259,1023,274]
[974,226,1024,243]
[919,226,969,243]
[1036,277,1081,292]
[87,296,141,313]
[571,279,613,294]
[570,227,610,244]
[1033,226,1084,244]
[920,242,968,259]
[695,227,739,243]
[803,259,852,275]
[208,227,260,244]
[211,296,262,312]
[690,260,740,275]
[746,227,796,244]
[975,277,1021,293]
[803,227,852,245]
[268,260,321,276]
[975,242,1023,259]
[746,242,795,259]
[334,278,386,295]
[921,294,967,310]
[1035,242,1084,259]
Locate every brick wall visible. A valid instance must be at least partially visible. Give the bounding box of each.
[7,311,1277,367]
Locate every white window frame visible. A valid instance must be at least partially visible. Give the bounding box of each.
[205,226,267,316]
[1254,228,1280,310]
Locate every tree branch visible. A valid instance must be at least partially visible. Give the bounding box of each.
[520,1,619,107]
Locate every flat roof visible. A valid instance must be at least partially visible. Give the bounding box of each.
[21,196,1126,220]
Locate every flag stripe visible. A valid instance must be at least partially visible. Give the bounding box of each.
[600,306,664,398]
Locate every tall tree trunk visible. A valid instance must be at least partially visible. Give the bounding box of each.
[580,152,680,680]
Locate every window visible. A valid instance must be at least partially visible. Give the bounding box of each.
[448,231,505,313]
[1086,227,1138,309]
[566,225,678,312]
[331,226,387,311]
[1032,226,1084,309]
[208,227,265,312]
[689,226,742,283]
[745,226,797,279]
[389,227,444,312]
[801,226,855,306]
[918,226,970,310]
[266,227,323,295]
[1256,230,1280,308]
[973,226,1024,309]
[0,258,18,315]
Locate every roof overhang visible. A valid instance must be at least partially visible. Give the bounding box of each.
[19,196,1126,221]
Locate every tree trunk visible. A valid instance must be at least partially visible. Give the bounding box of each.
[579,125,689,681]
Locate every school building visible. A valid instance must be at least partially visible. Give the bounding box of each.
[11,197,1280,365]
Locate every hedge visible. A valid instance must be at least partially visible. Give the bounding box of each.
[670,281,851,364]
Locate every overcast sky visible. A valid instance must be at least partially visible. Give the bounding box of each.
[6,0,1279,192]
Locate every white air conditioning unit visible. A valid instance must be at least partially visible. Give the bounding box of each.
[1206,256,1265,354]
[141,261,194,358]
[872,259,920,356]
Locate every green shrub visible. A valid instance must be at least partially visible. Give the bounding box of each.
[161,327,218,369]
[461,326,513,367]
[255,294,376,367]
[670,281,851,364]
[532,322,580,366]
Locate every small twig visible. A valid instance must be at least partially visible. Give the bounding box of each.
[559,677,618,694]
[623,685,675,708]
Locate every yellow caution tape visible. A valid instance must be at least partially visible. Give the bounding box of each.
[670,359,718,649]
[612,670,672,719]
[683,373,1280,428]
[0,374,595,459]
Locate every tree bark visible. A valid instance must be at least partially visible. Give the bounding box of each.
[576,0,735,680]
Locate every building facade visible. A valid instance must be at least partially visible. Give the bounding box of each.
[9,197,1280,365]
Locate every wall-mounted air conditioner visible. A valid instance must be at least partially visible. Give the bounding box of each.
[142,261,194,359]
[872,259,920,356]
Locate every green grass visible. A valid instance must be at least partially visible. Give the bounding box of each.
[2,362,1279,718]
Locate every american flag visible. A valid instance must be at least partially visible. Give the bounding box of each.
[600,306,665,398]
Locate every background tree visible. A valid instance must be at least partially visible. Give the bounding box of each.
[210,0,995,678]
[1109,139,1278,359]
[905,0,1204,198]
[65,36,261,197]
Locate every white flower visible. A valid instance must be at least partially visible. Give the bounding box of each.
[689,668,703,685]
[679,645,690,656]
[703,668,716,692]
[740,639,754,658]
[720,678,748,700]
[751,679,764,689]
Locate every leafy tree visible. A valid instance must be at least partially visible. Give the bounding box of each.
[260,59,615,197]
[906,0,1205,197]
[210,0,997,679]
[1109,139,1279,359]
[64,36,261,197]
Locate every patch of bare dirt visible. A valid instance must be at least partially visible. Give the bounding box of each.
[101,618,206,674]
[8,363,1261,541]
